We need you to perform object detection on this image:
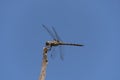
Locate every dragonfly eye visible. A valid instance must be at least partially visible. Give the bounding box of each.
[46,42,49,46]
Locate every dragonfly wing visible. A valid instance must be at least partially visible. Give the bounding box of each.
[59,45,64,60]
[52,26,63,41]
[42,24,56,40]
[49,47,57,59]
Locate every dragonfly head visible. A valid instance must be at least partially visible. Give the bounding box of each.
[46,41,50,46]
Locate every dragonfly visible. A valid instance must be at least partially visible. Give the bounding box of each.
[42,24,84,60]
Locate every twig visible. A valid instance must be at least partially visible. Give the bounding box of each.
[39,47,48,80]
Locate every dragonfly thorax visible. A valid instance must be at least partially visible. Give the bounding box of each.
[46,40,60,47]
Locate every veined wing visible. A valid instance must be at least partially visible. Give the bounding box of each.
[59,45,64,60]
[42,24,56,40]
[52,27,64,60]
[52,26,62,41]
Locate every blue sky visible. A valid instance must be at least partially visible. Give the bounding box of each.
[1,0,120,80]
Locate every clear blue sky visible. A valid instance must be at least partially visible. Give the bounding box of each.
[1,0,120,80]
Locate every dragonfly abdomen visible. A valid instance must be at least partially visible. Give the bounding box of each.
[59,42,84,46]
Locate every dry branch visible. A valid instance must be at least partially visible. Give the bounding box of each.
[39,47,48,80]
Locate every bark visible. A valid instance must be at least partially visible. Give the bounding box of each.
[39,47,48,80]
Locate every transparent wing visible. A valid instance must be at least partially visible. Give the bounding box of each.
[59,45,64,60]
[52,26,62,41]
[50,47,56,60]
[42,24,56,40]
[52,27,64,60]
